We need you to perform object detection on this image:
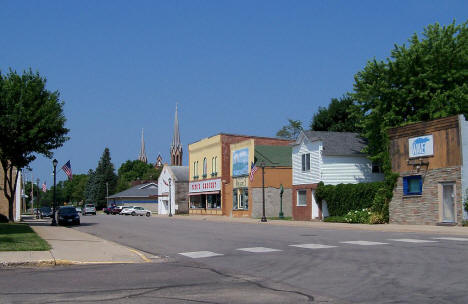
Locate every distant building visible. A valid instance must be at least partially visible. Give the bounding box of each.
[107,182,158,213]
[388,115,468,225]
[170,104,183,166]
[138,128,148,163]
[291,131,383,221]
[158,165,189,215]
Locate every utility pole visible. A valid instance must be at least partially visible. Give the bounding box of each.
[106,182,109,207]
[261,161,267,222]
[36,178,40,219]
[31,171,34,214]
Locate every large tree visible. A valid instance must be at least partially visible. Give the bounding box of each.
[310,95,362,132]
[276,119,304,139]
[353,21,468,174]
[92,148,118,208]
[0,69,69,221]
[116,160,161,192]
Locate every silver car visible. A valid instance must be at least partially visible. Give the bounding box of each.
[82,204,96,215]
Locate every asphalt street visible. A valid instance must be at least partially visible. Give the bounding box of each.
[2,214,468,303]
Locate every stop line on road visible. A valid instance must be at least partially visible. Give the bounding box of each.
[178,237,468,259]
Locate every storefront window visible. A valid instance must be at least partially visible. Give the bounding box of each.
[233,188,248,210]
[403,176,422,195]
[190,195,206,209]
[207,194,221,209]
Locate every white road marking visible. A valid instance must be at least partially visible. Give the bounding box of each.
[389,239,438,243]
[434,237,468,242]
[178,251,223,258]
[237,247,282,253]
[290,244,337,249]
[341,241,388,246]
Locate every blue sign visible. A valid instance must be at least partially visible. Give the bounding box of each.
[409,135,433,158]
[233,148,249,176]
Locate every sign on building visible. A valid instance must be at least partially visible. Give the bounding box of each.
[409,135,433,158]
[189,179,221,193]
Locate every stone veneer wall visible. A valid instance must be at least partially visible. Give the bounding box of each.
[252,187,292,218]
[175,182,189,214]
[390,166,463,225]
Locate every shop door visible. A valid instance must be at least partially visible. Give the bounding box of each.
[442,184,455,223]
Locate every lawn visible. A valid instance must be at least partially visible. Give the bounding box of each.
[0,223,50,251]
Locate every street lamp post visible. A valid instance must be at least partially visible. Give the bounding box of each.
[168,178,173,217]
[261,161,267,223]
[36,178,40,219]
[279,184,284,219]
[51,159,58,226]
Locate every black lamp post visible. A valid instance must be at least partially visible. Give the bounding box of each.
[261,161,267,222]
[36,178,40,219]
[51,159,58,226]
[279,184,284,219]
[168,178,173,217]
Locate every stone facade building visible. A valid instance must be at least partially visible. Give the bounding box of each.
[388,115,468,225]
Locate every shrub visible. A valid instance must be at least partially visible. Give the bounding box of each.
[0,214,8,223]
[369,212,386,224]
[343,208,371,224]
[316,181,384,217]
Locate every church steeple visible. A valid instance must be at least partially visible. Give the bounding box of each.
[170,104,183,166]
[139,128,147,163]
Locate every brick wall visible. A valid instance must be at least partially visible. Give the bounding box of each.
[390,166,463,225]
[291,184,317,221]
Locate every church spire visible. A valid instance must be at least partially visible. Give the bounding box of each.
[139,128,147,163]
[170,104,183,166]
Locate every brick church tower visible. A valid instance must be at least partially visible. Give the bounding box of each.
[170,104,183,166]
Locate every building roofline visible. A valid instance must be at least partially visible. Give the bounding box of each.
[189,133,293,145]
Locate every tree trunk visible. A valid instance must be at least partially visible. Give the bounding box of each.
[1,160,18,222]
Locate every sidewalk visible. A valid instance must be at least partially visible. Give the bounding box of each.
[154,214,468,235]
[0,218,157,267]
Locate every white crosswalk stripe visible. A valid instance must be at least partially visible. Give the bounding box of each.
[434,237,468,242]
[178,251,223,258]
[290,244,337,249]
[237,247,282,253]
[341,241,388,246]
[389,239,437,243]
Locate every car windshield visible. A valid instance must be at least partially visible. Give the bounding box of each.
[59,207,77,214]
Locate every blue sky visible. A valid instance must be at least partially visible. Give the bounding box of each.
[1,1,467,187]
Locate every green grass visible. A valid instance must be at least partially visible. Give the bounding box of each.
[267,216,292,221]
[0,223,50,251]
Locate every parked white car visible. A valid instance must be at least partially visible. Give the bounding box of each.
[82,204,96,215]
[120,206,152,217]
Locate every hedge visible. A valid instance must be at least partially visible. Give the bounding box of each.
[315,181,384,217]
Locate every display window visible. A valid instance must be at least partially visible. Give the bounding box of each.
[233,188,248,210]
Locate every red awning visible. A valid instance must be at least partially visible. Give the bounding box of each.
[188,191,220,196]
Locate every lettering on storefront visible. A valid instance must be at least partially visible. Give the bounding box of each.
[233,177,248,188]
[189,179,221,193]
[409,135,434,158]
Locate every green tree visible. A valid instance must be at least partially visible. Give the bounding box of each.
[83,169,97,204]
[116,160,161,192]
[352,21,468,221]
[276,119,304,139]
[310,95,362,132]
[0,69,69,221]
[62,174,88,203]
[93,148,118,208]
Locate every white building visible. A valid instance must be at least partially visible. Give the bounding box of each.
[158,165,189,215]
[291,131,384,220]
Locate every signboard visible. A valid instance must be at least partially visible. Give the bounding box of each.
[409,135,433,158]
[189,179,221,193]
[233,148,249,176]
[233,177,248,188]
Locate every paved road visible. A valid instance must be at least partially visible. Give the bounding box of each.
[74,214,468,303]
[2,214,468,303]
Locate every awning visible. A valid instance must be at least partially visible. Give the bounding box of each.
[189,191,220,196]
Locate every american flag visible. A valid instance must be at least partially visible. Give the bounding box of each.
[42,181,47,192]
[249,161,258,182]
[62,160,73,180]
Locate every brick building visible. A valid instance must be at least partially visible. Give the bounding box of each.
[388,115,468,225]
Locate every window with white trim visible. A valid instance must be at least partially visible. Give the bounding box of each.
[297,190,307,206]
[301,153,310,171]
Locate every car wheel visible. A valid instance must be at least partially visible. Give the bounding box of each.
[146,212,151,217]
[131,211,136,216]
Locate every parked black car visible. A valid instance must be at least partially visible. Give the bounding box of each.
[57,206,80,225]
[39,206,53,219]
